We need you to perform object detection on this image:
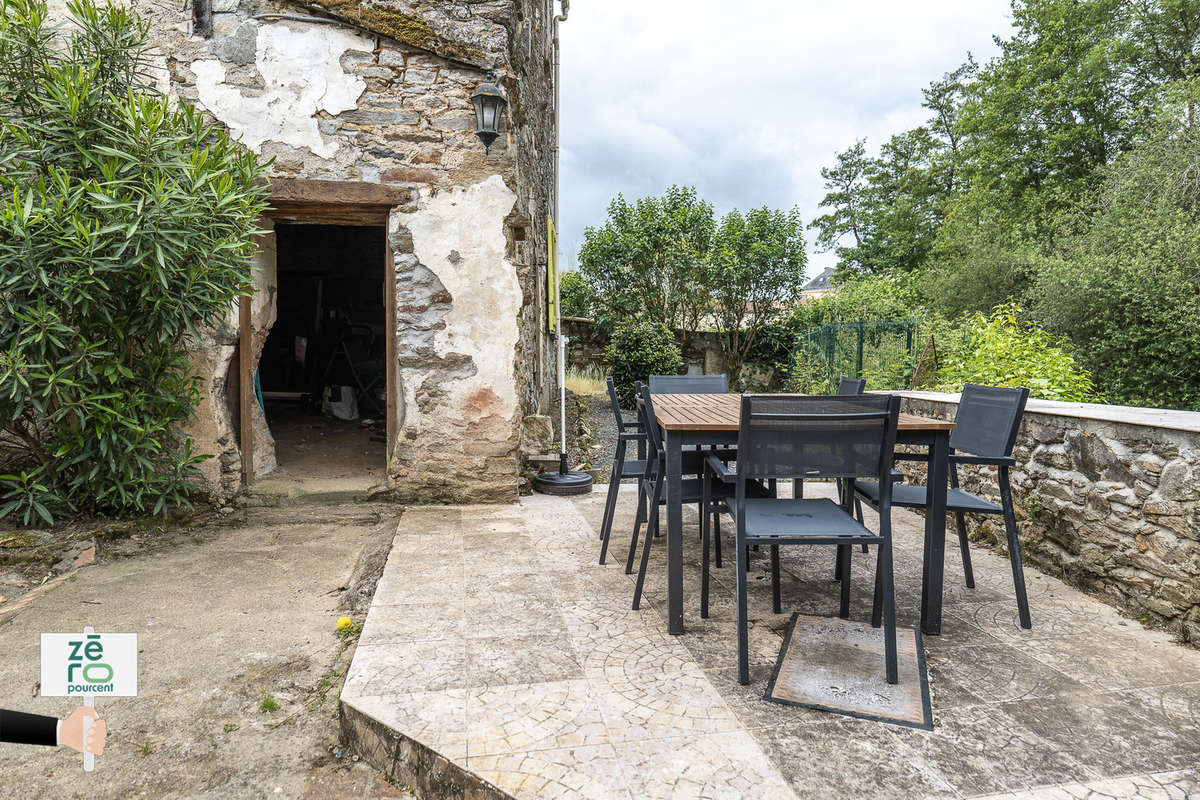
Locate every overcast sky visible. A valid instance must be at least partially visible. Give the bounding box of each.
[557,0,1014,279]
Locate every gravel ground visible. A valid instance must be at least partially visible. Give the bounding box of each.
[558,392,635,479]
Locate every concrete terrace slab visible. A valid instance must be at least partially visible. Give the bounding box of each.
[341,485,1200,800]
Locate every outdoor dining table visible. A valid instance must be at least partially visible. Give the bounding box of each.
[651,393,956,636]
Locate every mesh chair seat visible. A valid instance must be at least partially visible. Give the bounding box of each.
[854,482,1002,514]
[673,477,771,504]
[743,498,877,541]
[614,459,647,480]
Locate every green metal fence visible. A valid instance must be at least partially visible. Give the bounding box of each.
[790,319,916,393]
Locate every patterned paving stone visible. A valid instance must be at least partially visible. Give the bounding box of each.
[346,690,468,761]
[343,640,468,695]
[889,701,1097,794]
[342,493,1200,800]
[970,769,1200,799]
[360,600,465,645]
[614,732,798,800]
[923,640,1086,705]
[467,679,609,755]
[466,743,633,800]
[592,663,743,741]
[464,632,584,688]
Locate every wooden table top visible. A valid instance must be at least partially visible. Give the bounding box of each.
[651,393,957,432]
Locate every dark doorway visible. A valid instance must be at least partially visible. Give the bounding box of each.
[260,223,388,481]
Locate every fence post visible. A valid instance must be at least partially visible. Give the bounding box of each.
[856,319,865,378]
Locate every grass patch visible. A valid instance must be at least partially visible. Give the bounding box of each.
[566,365,607,397]
[258,692,280,714]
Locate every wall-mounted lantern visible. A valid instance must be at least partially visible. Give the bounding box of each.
[471,71,508,154]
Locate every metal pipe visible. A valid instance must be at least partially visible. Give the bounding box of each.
[552,0,569,247]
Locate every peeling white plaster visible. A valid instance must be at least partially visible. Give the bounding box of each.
[192,23,369,159]
[402,175,521,425]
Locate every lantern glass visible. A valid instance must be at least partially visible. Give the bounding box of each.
[471,76,507,151]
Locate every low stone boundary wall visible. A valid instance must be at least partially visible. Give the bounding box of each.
[897,391,1200,644]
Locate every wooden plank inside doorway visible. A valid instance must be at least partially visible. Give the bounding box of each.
[239,293,254,484]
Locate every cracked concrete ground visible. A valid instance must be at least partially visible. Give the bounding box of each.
[0,499,409,800]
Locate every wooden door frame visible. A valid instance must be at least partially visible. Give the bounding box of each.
[239,179,409,485]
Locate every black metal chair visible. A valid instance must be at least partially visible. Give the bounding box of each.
[798,377,873,571]
[854,383,1032,629]
[629,384,767,609]
[708,393,902,685]
[648,373,728,394]
[598,377,647,565]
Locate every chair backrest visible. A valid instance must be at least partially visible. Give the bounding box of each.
[649,374,728,394]
[950,383,1029,458]
[837,377,866,395]
[606,377,626,427]
[736,394,899,482]
[636,385,664,476]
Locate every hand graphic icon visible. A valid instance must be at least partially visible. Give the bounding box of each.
[61,706,106,756]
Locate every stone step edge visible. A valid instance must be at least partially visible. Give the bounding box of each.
[339,695,516,800]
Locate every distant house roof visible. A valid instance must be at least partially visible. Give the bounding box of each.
[801,267,836,293]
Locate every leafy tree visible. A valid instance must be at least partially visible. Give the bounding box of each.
[808,140,869,269]
[708,207,806,387]
[578,186,713,345]
[1031,83,1200,409]
[558,270,594,319]
[605,322,683,406]
[0,0,268,523]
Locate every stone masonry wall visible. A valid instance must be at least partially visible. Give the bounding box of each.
[109,0,557,501]
[897,392,1200,645]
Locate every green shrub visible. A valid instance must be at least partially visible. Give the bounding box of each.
[0,0,269,523]
[936,303,1098,401]
[606,322,683,405]
[558,270,594,319]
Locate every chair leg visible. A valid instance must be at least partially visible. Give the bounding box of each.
[736,531,750,685]
[701,481,711,619]
[626,476,656,575]
[714,509,723,568]
[871,543,884,628]
[600,440,626,541]
[770,544,781,614]
[632,494,661,610]
[834,549,843,582]
[598,446,625,563]
[955,511,975,588]
[838,544,851,618]
[999,470,1032,629]
[880,535,899,685]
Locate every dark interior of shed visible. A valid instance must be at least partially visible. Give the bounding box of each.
[260,223,388,476]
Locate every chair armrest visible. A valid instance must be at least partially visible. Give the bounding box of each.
[705,454,737,484]
[948,455,1016,468]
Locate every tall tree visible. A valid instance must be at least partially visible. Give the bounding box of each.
[578,185,713,344]
[708,206,807,387]
[808,139,869,268]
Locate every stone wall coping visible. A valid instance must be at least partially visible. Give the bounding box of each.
[894,390,1200,434]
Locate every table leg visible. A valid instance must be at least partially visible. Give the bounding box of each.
[921,429,949,635]
[666,429,684,635]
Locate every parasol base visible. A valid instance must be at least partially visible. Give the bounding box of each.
[533,469,593,496]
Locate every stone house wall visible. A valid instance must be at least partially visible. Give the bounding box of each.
[111,0,558,502]
[896,391,1200,644]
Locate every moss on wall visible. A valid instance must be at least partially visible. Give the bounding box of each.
[305,0,489,65]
